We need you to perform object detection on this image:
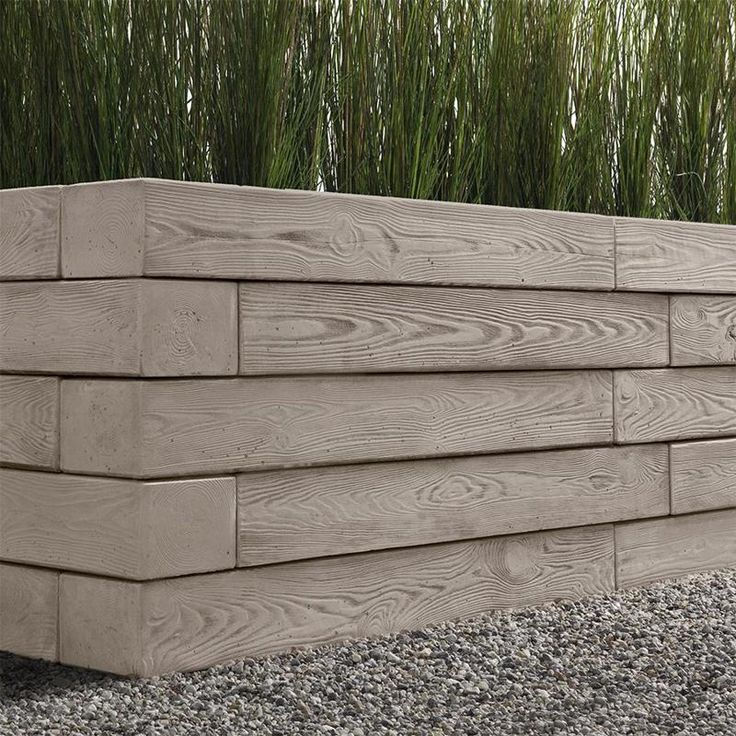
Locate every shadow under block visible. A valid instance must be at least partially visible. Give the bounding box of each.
[0,186,60,280]
[615,216,736,292]
[239,283,668,374]
[60,370,613,478]
[237,445,669,566]
[0,469,236,579]
[0,278,237,376]
[59,524,615,676]
[613,367,736,443]
[670,295,736,366]
[0,375,58,469]
[670,438,736,514]
[615,508,736,588]
[0,563,58,660]
[60,179,616,289]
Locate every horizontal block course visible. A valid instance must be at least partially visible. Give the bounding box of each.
[670,438,736,514]
[0,563,58,661]
[0,278,237,376]
[239,283,668,374]
[0,186,60,280]
[670,295,736,366]
[0,469,236,579]
[614,367,736,443]
[6,177,736,676]
[616,216,736,292]
[62,179,616,288]
[616,508,736,588]
[60,371,613,478]
[0,375,58,469]
[60,524,615,675]
[238,445,668,566]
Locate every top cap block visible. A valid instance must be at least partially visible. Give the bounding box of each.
[57,178,616,289]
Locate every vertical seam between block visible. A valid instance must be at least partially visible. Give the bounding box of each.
[236,282,242,376]
[612,217,618,290]
[234,475,241,567]
[56,187,63,278]
[667,295,673,367]
[611,370,617,444]
[137,281,145,375]
[56,378,61,471]
[141,179,148,276]
[55,572,61,662]
[612,524,619,590]
[667,443,674,515]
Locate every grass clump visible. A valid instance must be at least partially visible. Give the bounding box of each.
[1,0,735,223]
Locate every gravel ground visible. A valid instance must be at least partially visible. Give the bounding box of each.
[1,568,735,736]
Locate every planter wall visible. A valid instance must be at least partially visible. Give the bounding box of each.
[1,179,735,676]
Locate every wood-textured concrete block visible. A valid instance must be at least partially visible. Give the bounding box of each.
[614,367,736,443]
[240,283,668,374]
[0,375,58,469]
[670,438,736,514]
[144,180,615,288]
[0,563,58,660]
[139,279,237,375]
[616,216,736,292]
[238,445,668,566]
[616,508,736,588]
[0,279,237,376]
[60,371,612,478]
[55,179,615,288]
[670,295,736,366]
[62,179,145,277]
[60,524,614,675]
[0,469,236,579]
[0,186,60,280]
[61,379,142,476]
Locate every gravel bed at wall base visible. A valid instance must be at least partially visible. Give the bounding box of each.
[1,568,735,736]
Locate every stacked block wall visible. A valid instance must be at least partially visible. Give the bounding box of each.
[1,179,735,675]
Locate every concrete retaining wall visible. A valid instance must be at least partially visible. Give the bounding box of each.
[1,179,735,675]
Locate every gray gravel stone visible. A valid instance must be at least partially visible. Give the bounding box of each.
[1,568,735,735]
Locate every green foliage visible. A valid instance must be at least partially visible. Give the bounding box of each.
[2,0,735,223]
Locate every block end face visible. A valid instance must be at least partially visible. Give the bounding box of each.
[61,180,145,278]
[60,379,143,477]
[59,574,144,676]
[0,563,59,661]
[0,186,61,280]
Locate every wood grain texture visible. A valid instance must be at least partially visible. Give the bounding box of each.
[0,279,237,375]
[670,295,736,366]
[0,186,60,280]
[0,563,58,660]
[670,438,736,514]
[0,375,58,469]
[240,283,668,374]
[616,508,736,588]
[61,371,613,478]
[0,280,139,374]
[614,368,736,443]
[616,216,736,292]
[238,445,667,566]
[143,179,615,289]
[60,524,614,675]
[0,469,236,579]
[61,179,145,277]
